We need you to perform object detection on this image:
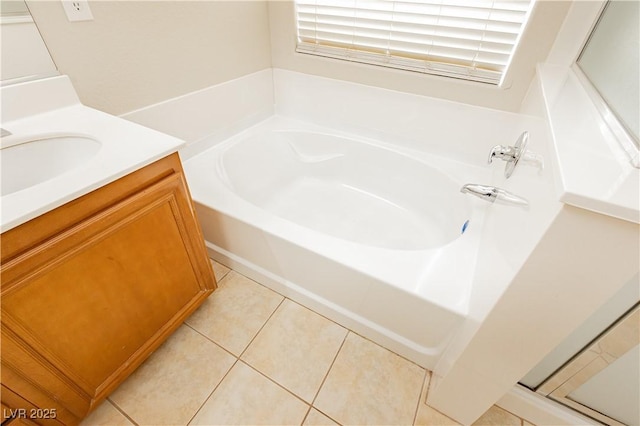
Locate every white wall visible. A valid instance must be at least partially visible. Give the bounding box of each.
[268,1,570,112]
[26,1,272,116]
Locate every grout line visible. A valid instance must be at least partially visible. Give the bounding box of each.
[204,263,430,426]
[225,266,427,421]
[216,271,230,283]
[309,406,343,426]
[424,369,432,403]
[300,405,313,425]
[260,276,426,371]
[184,358,240,426]
[183,322,239,360]
[237,296,286,360]
[206,267,234,289]
[285,298,350,334]
[106,397,140,426]
[308,330,349,409]
[412,369,429,425]
[239,360,312,413]
[186,263,283,360]
[228,266,425,370]
[230,292,347,425]
[344,327,427,370]
[210,257,232,270]
[210,260,231,283]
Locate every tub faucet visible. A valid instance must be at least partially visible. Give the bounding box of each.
[460,183,528,208]
[0,128,11,138]
[488,145,518,164]
[488,131,529,178]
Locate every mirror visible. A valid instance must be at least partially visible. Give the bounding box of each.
[0,0,58,85]
[577,0,639,147]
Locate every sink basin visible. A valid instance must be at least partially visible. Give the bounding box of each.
[1,135,101,196]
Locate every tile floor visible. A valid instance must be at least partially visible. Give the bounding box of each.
[81,260,534,426]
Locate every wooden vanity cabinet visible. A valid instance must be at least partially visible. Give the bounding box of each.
[0,153,216,425]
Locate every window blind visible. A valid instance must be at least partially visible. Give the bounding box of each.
[295,0,534,85]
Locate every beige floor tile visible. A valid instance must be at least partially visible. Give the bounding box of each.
[414,371,462,425]
[80,400,132,425]
[304,408,339,425]
[523,421,536,426]
[314,332,425,425]
[472,405,522,426]
[109,325,235,425]
[415,405,462,426]
[210,259,230,283]
[190,361,309,425]
[185,271,283,355]
[242,299,347,402]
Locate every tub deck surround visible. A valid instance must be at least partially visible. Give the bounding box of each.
[272,68,538,167]
[0,75,185,232]
[184,115,493,368]
[120,68,275,160]
[539,64,640,224]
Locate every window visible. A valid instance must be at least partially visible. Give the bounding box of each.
[294,0,535,85]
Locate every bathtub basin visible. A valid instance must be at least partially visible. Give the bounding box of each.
[184,116,491,368]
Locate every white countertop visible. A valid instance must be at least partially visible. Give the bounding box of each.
[1,76,185,232]
[539,64,640,224]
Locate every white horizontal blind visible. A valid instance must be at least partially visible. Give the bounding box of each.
[295,0,534,85]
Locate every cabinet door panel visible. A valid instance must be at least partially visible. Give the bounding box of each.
[1,172,214,399]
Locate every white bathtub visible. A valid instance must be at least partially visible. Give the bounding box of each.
[184,116,491,368]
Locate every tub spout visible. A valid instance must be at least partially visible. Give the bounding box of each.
[460,183,529,208]
[461,183,498,202]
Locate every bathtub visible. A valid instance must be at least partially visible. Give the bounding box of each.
[184,116,491,368]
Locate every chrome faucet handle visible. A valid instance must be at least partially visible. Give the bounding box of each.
[487,131,529,179]
[488,145,517,164]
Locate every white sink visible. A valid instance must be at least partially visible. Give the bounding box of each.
[1,135,101,196]
[1,75,184,232]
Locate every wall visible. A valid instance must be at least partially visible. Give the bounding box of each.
[22,1,570,115]
[26,1,272,116]
[268,1,570,112]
